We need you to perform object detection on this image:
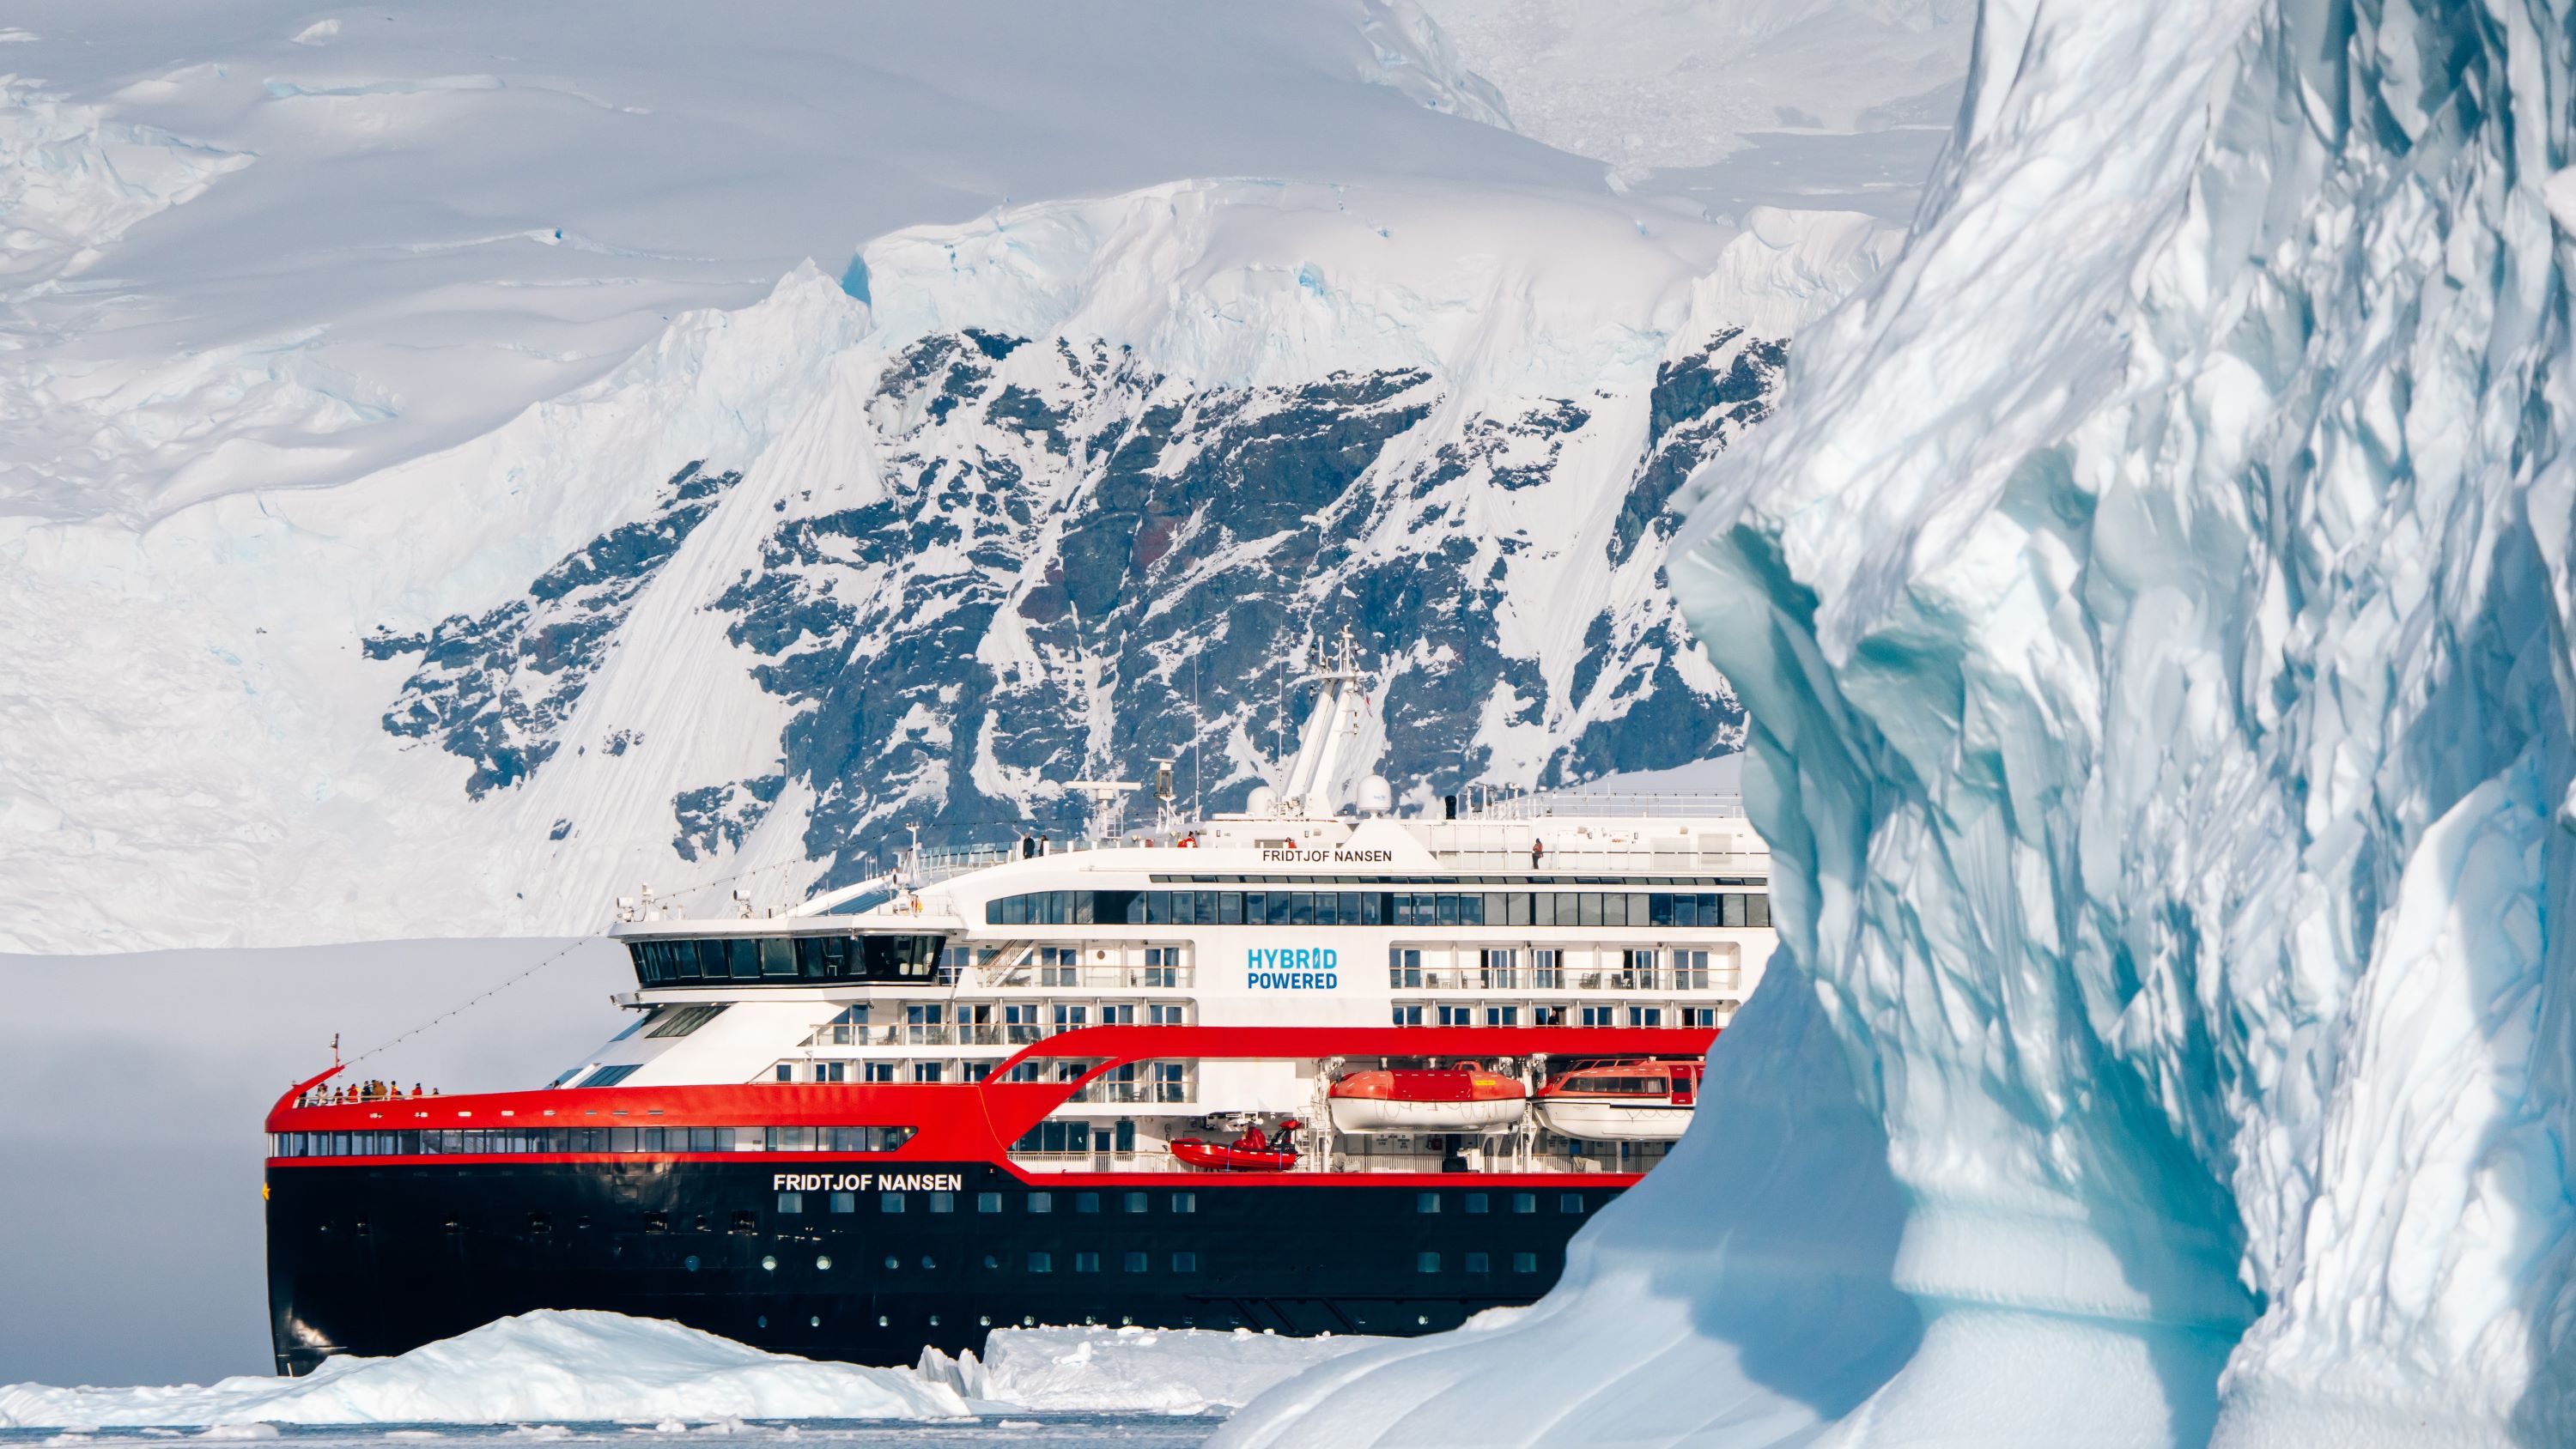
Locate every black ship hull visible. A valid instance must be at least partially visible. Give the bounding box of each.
[264,1158,1625,1375]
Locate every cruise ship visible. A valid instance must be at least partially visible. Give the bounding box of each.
[262,636,1775,1374]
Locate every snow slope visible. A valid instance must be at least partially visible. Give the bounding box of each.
[1222,0,2576,1445]
[3,171,1893,952]
[0,0,1562,525]
[1413,0,1971,216]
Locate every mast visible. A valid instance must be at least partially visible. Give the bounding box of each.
[1276,624,1370,818]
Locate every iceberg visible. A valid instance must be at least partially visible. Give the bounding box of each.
[1223,0,2576,1445]
[0,1311,966,1428]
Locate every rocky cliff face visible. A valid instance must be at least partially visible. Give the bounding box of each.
[365,306,1787,895]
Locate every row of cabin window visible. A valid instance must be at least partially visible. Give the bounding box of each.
[1389,1004,1721,1028]
[273,1125,916,1157]
[780,1187,1200,1215]
[626,935,943,986]
[987,889,1770,930]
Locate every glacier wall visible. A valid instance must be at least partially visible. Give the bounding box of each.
[1223,0,2576,1445]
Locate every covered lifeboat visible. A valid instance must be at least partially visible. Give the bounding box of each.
[1533,1058,1700,1141]
[1327,1065,1528,1135]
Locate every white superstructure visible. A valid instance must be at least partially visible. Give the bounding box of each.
[586,634,1776,1177]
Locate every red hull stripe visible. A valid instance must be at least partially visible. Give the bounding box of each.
[263,1152,1645,1188]
[269,1024,1716,1166]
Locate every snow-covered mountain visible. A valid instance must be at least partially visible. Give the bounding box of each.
[0,0,1902,951]
[1221,1,2576,1446]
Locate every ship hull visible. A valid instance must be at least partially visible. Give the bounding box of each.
[264,1157,1625,1375]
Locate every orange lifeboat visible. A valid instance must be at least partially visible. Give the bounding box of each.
[1169,1119,1302,1172]
[1327,1066,1528,1135]
[1534,1058,1700,1141]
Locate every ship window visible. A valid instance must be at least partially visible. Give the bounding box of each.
[1513,1192,1536,1214]
[1416,1192,1441,1214]
[1124,1191,1149,1213]
[1268,891,1295,926]
[645,1003,728,1039]
[1458,893,1482,925]
[1172,1252,1198,1272]
[1464,1193,1488,1214]
[1194,890,1218,923]
[1171,1191,1196,1213]
[1076,1191,1100,1214]
[1434,893,1459,925]
[1417,1252,1442,1273]
[978,1191,1003,1213]
[1750,893,1771,927]
[931,1191,954,1213]
[1291,892,1315,925]
[1514,1252,1538,1273]
[580,1064,640,1088]
[1218,892,1243,924]
[774,1064,793,1082]
[1311,892,1335,925]
[777,1191,803,1213]
[831,1192,854,1213]
[1721,893,1747,927]
[1466,1252,1490,1273]
[1332,891,1358,925]
[1392,1005,1424,1026]
[1028,1252,1053,1273]
[1075,1252,1100,1274]
[1030,1192,1054,1214]
[881,1193,905,1213]
[1560,1194,1586,1213]
[1124,1252,1149,1273]
[1145,891,1170,925]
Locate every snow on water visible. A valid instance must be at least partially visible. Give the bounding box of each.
[1225,0,2576,1446]
[920,1327,1385,1416]
[0,1313,966,1428]
[0,1313,1388,1428]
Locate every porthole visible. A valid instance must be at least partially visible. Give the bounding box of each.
[877,1314,890,1327]
[979,1315,992,1327]
[756,1314,768,1329]
[928,1314,940,1327]
[1417,1314,1430,1325]
[809,1315,821,1328]
[884,1255,899,1270]
[683,1255,701,1271]
[1023,1315,1036,1326]
[761,1255,778,1271]
[816,1255,832,1270]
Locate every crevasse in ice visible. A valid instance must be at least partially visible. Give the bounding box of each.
[1220,1,2576,1445]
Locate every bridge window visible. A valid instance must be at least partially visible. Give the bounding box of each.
[1417,1252,1441,1273]
[1171,1252,1198,1272]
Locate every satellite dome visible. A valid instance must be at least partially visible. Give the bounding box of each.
[1358,774,1394,815]
[1245,785,1279,817]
